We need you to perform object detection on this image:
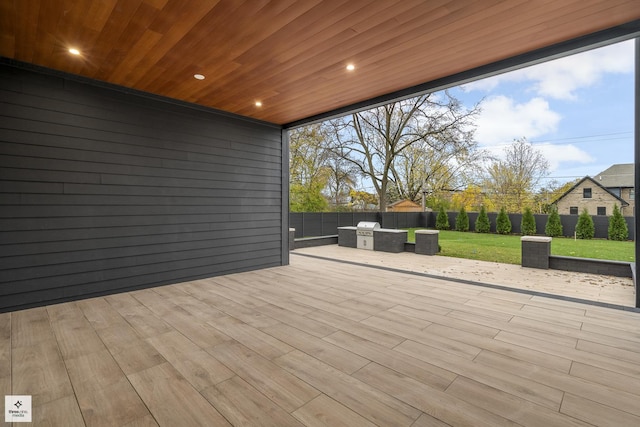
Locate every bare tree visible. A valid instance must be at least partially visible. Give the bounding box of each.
[327,92,480,210]
[324,149,359,209]
[484,138,550,212]
[389,142,486,205]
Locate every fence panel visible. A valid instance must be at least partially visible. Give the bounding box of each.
[626,216,635,238]
[290,214,304,238]
[379,212,395,229]
[300,213,323,238]
[592,215,610,239]
[534,215,547,235]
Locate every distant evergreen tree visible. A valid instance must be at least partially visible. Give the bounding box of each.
[575,208,595,239]
[521,207,536,236]
[496,207,512,235]
[475,205,491,233]
[455,206,469,232]
[608,204,628,241]
[545,205,563,237]
[436,205,450,230]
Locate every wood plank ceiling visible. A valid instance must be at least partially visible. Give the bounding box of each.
[1,0,639,126]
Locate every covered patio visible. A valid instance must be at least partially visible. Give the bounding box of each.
[3,248,639,426]
[2,1,640,311]
[2,2,640,425]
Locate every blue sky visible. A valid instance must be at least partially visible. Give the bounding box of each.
[452,39,635,187]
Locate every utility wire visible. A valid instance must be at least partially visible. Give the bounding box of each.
[481,132,633,149]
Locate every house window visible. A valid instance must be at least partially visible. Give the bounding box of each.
[610,188,621,197]
[569,207,578,215]
[631,190,635,200]
[597,207,606,216]
[583,188,592,198]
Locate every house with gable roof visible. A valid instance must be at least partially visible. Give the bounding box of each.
[553,164,634,216]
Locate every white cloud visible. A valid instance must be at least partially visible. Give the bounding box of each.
[461,39,634,100]
[461,76,500,92]
[536,143,594,171]
[474,96,593,172]
[474,96,561,146]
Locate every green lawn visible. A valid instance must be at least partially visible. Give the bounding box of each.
[405,229,635,265]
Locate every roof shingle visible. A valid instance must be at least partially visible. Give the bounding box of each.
[593,163,634,188]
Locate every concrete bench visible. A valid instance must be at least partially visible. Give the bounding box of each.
[289,228,296,250]
[337,226,357,248]
[373,229,408,253]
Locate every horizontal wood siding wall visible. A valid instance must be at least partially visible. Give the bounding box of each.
[0,64,284,312]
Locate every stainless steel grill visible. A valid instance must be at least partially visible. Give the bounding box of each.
[356,221,380,250]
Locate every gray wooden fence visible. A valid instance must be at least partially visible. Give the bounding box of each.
[290,211,634,240]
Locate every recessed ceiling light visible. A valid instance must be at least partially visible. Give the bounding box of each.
[255,101,263,107]
[194,74,205,80]
[346,64,355,71]
[68,48,81,55]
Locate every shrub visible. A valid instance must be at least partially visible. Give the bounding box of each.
[521,207,536,236]
[455,206,469,232]
[545,205,563,237]
[608,204,628,241]
[475,205,491,233]
[496,207,511,235]
[575,208,595,239]
[435,205,450,230]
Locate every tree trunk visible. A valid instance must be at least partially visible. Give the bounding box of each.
[378,179,388,211]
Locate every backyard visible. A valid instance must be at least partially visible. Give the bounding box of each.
[406,229,635,265]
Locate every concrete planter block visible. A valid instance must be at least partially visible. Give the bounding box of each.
[338,226,357,248]
[373,229,408,253]
[415,229,439,255]
[289,228,296,251]
[521,236,551,269]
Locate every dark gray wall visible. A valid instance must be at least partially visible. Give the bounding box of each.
[291,211,634,240]
[290,212,424,238]
[291,212,370,238]
[549,256,632,278]
[0,63,285,312]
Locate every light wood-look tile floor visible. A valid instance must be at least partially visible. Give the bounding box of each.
[2,253,640,426]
